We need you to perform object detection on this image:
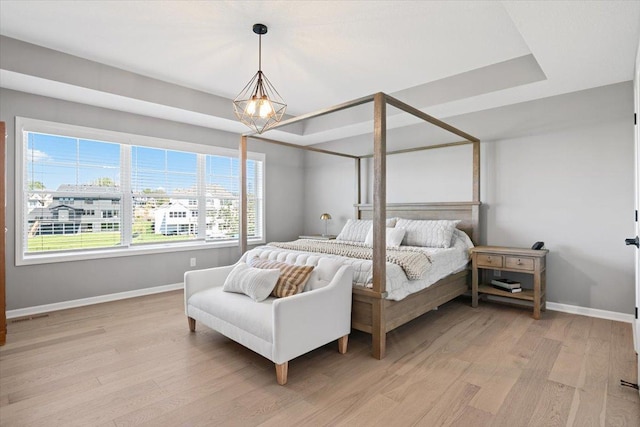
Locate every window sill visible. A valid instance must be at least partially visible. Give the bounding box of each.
[17,238,266,266]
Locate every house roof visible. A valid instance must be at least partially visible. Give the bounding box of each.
[56,184,119,193]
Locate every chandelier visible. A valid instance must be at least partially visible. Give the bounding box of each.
[233,23,287,134]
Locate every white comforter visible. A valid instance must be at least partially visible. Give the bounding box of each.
[242,229,474,301]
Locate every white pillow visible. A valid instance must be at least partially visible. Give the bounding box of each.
[396,219,461,248]
[336,218,397,242]
[452,228,474,249]
[364,227,406,248]
[222,262,280,302]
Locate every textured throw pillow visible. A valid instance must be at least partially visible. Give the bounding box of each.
[364,227,406,248]
[222,262,280,302]
[336,218,397,242]
[249,259,315,298]
[396,219,461,248]
[452,228,474,249]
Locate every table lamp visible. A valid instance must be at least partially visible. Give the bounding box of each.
[320,213,331,236]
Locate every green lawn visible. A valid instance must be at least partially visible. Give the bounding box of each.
[133,233,193,244]
[27,231,194,252]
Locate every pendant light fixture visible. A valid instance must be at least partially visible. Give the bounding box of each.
[233,23,286,134]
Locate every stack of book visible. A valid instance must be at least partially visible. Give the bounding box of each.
[490,278,522,293]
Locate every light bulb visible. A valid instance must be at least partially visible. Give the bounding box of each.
[245,97,258,115]
[259,98,274,118]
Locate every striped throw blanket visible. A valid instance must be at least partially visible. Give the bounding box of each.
[269,240,431,280]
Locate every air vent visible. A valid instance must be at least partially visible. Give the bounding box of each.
[10,314,49,323]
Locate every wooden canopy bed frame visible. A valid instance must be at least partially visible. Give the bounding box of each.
[237,93,480,360]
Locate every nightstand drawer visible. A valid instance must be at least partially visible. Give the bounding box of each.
[477,254,504,268]
[505,256,534,271]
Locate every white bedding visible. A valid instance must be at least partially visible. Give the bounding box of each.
[242,229,474,301]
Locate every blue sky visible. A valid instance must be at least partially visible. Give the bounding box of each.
[27,133,256,194]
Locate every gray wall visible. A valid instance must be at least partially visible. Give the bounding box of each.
[481,118,634,314]
[303,83,635,315]
[2,88,305,310]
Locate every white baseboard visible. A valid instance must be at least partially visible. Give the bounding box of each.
[486,295,634,323]
[546,301,634,323]
[8,285,634,325]
[6,283,184,320]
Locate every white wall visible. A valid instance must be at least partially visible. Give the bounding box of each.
[302,145,473,235]
[303,83,635,315]
[303,153,356,236]
[367,145,472,203]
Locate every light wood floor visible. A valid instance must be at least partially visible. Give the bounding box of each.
[0,291,638,427]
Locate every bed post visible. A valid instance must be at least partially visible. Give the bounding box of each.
[239,135,247,255]
[472,140,480,203]
[372,92,387,360]
[472,140,481,244]
[354,158,361,218]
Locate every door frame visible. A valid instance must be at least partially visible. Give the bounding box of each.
[633,45,640,381]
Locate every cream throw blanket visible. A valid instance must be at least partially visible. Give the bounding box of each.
[269,240,431,280]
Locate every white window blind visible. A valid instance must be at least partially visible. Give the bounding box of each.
[247,159,264,239]
[131,146,199,244]
[25,133,123,253]
[204,156,264,241]
[16,118,266,264]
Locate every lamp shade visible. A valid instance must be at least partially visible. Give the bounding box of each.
[233,23,286,134]
[320,213,332,220]
[233,71,286,134]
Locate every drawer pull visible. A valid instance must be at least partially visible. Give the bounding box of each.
[477,254,504,268]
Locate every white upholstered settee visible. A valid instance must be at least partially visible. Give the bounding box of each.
[184,258,353,385]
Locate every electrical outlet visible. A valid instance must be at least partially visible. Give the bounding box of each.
[190,258,196,267]
[494,270,501,277]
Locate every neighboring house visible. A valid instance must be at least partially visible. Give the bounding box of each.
[27,193,52,213]
[27,183,241,238]
[27,185,120,235]
[153,201,193,235]
[152,191,237,238]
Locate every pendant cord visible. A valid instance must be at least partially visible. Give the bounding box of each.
[258,34,262,72]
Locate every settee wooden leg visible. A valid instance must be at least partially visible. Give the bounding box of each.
[275,362,288,385]
[338,335,349,354]
[188,317,196,332]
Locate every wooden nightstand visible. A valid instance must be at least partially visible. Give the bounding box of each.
[298,235,336,240]
[470,246,548,319]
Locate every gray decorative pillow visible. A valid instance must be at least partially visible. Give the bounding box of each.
[396,219,461,248]
[222,262,280,302]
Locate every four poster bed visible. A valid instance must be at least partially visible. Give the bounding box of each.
[237,93,480,359]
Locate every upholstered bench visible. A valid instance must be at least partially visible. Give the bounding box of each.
[184,257,353,385]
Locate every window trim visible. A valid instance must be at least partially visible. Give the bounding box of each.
[15,117,266,266]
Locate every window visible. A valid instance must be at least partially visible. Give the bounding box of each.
[205,155,263,240]
[17,117,265,265]
[101,210,118,219]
